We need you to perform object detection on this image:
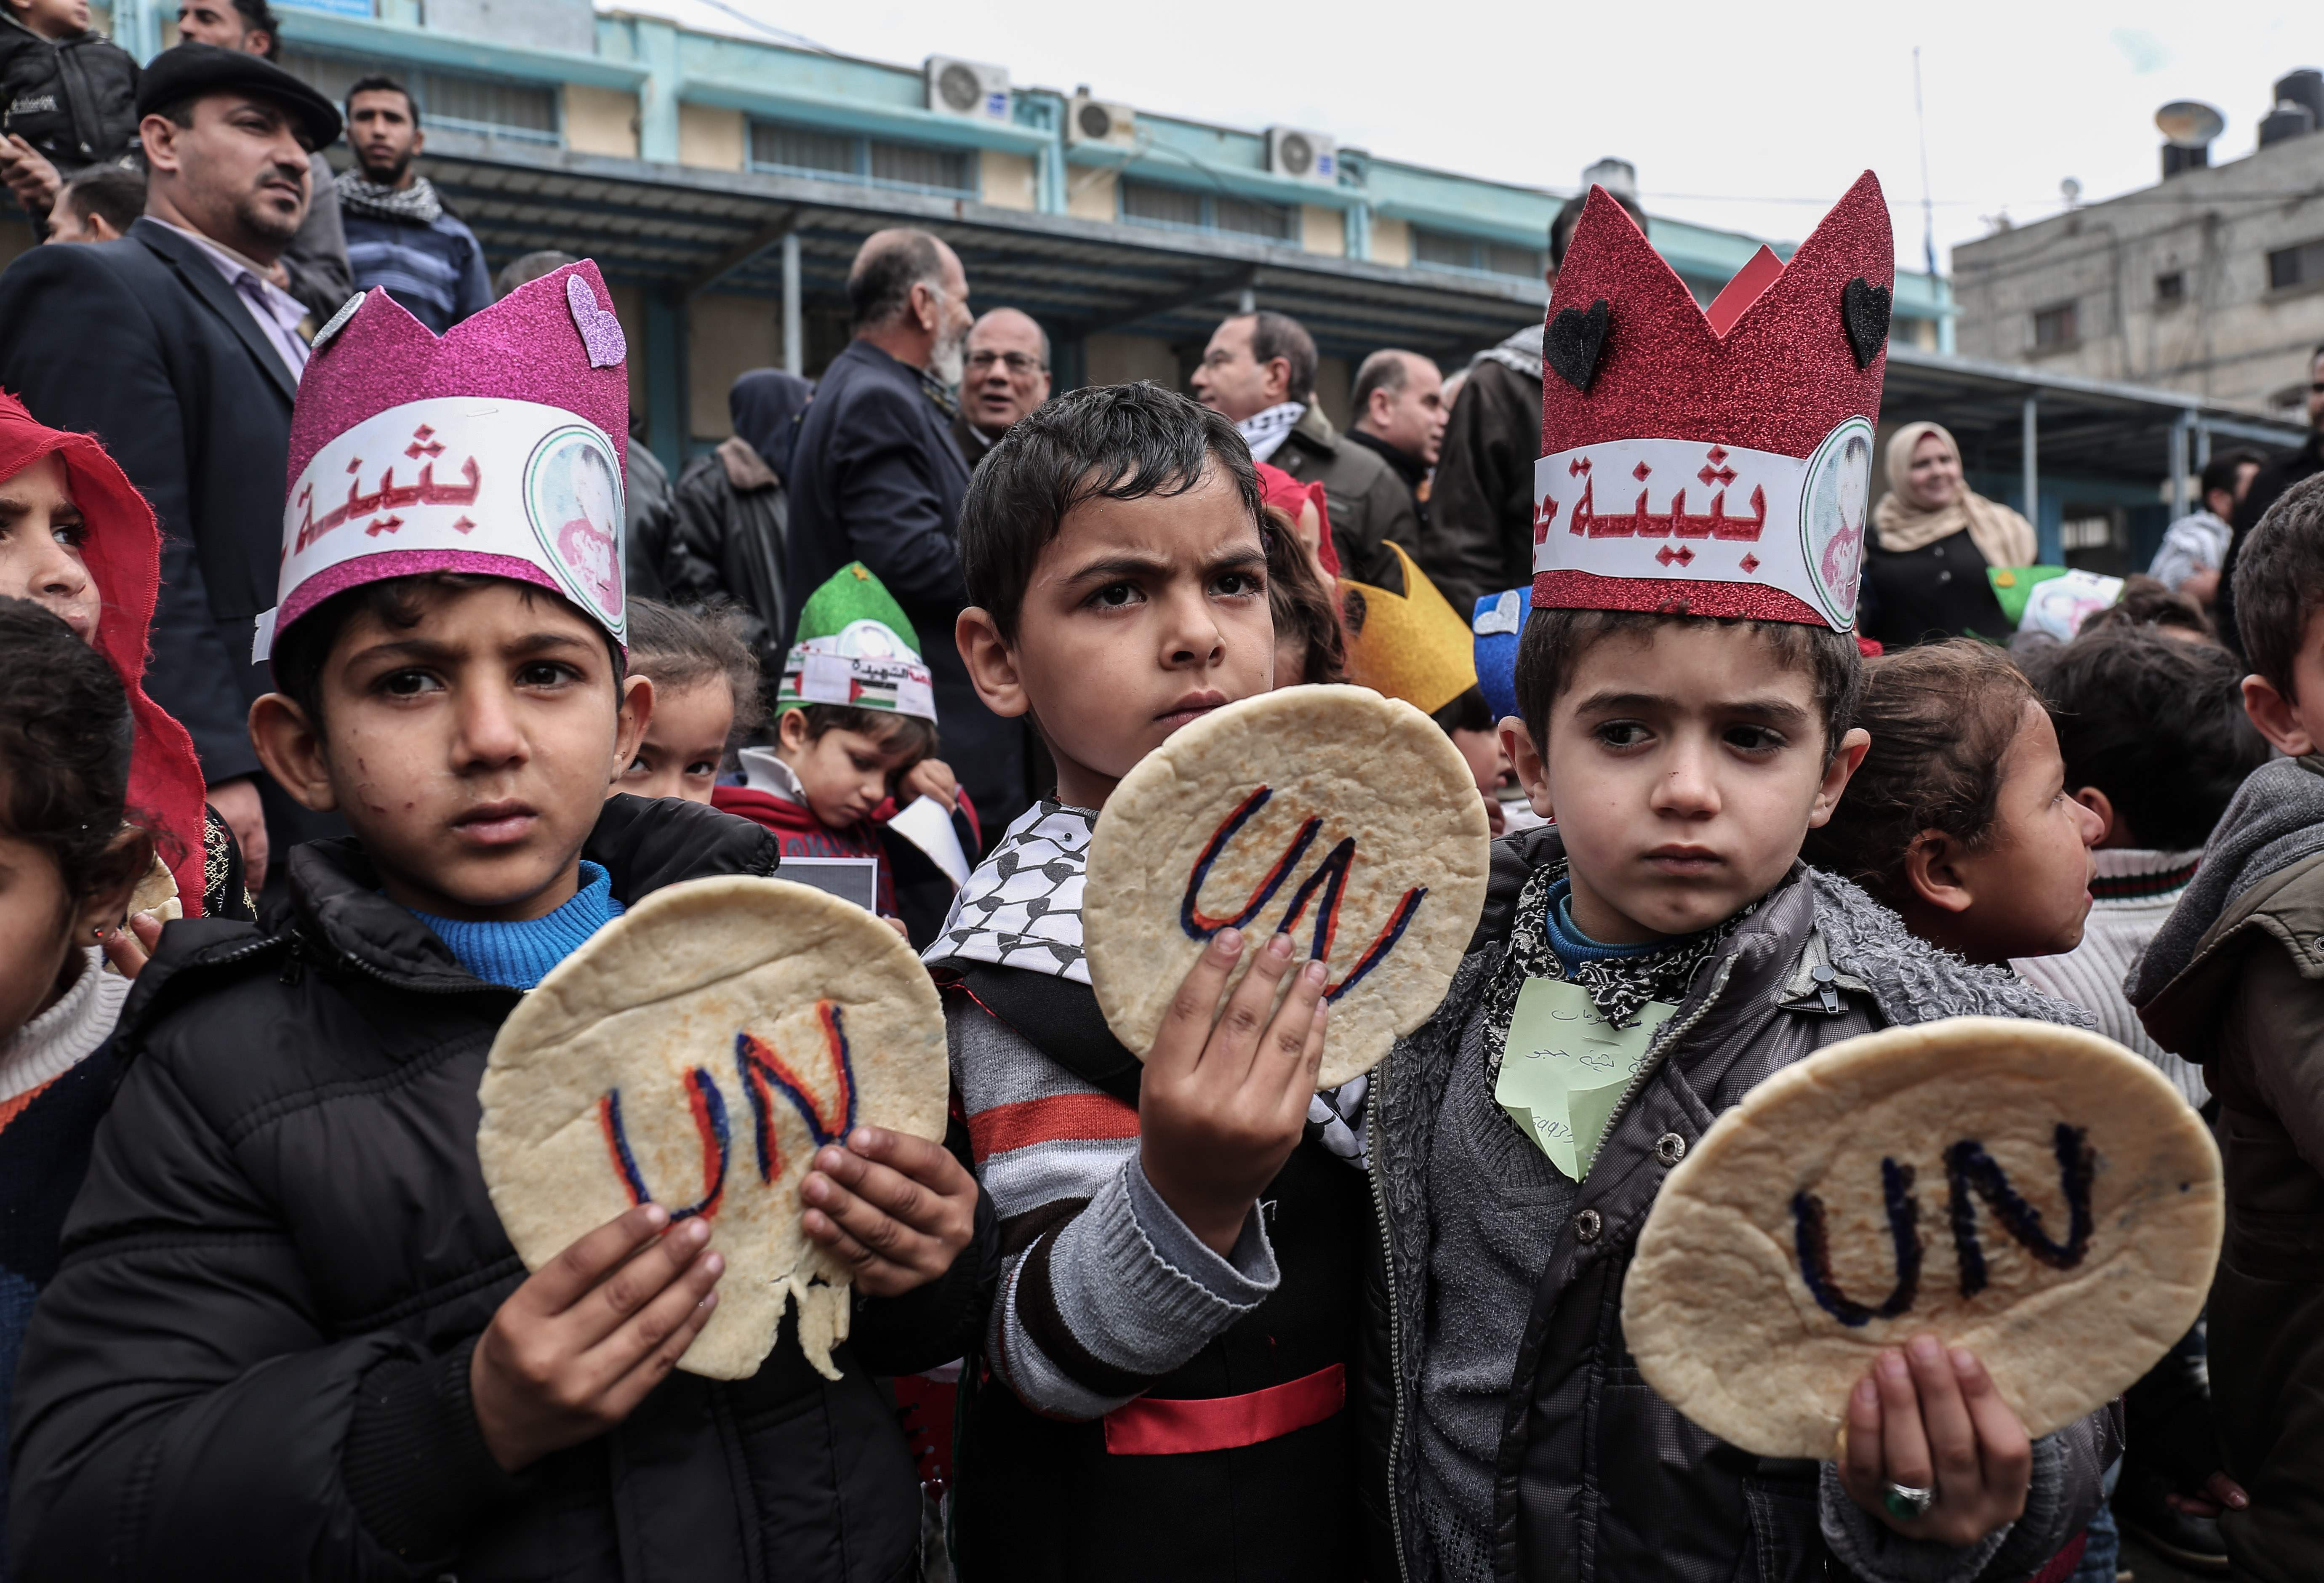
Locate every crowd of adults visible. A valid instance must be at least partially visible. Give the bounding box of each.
[6,0,2324,892]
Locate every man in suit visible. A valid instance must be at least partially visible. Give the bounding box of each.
[1189,308,1419,587]
[949,306,1050,470]
[0,43,339,887]
[786,227,1034,831]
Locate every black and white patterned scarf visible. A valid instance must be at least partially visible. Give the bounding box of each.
[335,170,445,224]
[922,801,1094,983]
[1482,860,1749,1079]
[923,800,1371,1163]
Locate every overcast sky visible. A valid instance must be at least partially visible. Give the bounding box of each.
[616,0,2315,277]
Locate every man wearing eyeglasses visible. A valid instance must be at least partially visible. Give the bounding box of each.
[951,307,1052,467]
[2218,343,2324,657]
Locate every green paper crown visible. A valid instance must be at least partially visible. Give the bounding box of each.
[776,562,938,720]
[794,562,922,655]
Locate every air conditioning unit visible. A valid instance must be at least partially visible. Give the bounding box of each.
[1267,127,1337,184]
[1067,93,1138,148]
[925,56,1011,123]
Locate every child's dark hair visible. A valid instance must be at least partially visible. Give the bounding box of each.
[2231,472,2324,700]
[2077,573,2212,642]
[2022,626,2266,851]
[271,573,626,726]
[1431,685,1493,735]
[1798,639,2036,905]
[1511,608,1863,762]
[626,598,765,739]
[1264,506,1346,685]
[783,704,938,766]
[959,381,1263,641]
[0,600,153,917]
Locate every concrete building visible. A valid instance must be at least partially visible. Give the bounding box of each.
[9,0,1957,473]
[1953,69,2324,423]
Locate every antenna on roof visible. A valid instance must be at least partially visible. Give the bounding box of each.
[1913,46,1938,278]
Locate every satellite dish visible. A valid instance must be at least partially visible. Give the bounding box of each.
[2156,101,2225,148]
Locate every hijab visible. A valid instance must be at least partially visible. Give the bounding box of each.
[1255,460,1339,578]
[1872,420,2037,568]
[0,392,211,914]
[728,370,814,486]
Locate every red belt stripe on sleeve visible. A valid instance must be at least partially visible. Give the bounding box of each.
[966,1093,1139,1161]
[2024,1531,2087,1583]
[1101,1363,1345,1456]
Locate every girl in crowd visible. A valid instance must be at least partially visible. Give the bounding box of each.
[1801,637,2100,966]
[0,393,245,922]
[0,600,159,1554]
[612,597,763,804]
[1861,421,2038,649]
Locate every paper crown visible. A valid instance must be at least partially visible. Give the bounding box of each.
[777,562,937,721]
[256,261,632,662]
[1471,585,1531,724]
[1531,173,1892,632]
[1338,541,1478,716]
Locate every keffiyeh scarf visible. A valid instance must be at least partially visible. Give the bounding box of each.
[335,170,445,224]
[924,799,1370,1162]
[1236,402,1305,465]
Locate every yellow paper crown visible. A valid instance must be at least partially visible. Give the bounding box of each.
[1338,541,1479,716]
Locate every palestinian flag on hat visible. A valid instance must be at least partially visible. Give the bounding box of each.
[776,562,938,720]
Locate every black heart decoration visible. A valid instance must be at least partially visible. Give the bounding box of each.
[1544,298,1610,392]
[1842,277,1892,369]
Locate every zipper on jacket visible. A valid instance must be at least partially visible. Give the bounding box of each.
[1367,1059,1412,1583]
[1586,954,1738,1184]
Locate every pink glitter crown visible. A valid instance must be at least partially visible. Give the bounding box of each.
[288,259,628,491]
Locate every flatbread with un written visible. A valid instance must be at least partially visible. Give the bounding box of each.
[1623,1017,2222,1458]
[1083,685,1492,1088]
[477,876,948,1382]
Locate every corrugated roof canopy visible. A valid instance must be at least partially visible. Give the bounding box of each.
[413,130,1548,362]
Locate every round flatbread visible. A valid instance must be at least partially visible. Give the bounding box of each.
[1084,685,1492,1088]
[126,848,181,923]
[1623,1017,2222,1458]
[477,876,947,1382]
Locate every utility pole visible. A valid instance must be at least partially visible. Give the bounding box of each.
[1914,47,1938,278]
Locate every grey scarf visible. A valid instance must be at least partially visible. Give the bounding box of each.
[2128,755,2324,1005]
[335,170,444,225]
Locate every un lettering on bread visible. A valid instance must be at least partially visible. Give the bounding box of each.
[1083,686,1492,1087]
[477,876,949,1381]
[1623,1017,2223,1458]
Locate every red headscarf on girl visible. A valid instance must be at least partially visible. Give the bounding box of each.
[1253,460,1340,579]
[0,392,211,914]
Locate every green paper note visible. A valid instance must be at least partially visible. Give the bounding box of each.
[1495,976,1678,1180]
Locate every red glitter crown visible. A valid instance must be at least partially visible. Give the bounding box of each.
[1532,171,1892,627]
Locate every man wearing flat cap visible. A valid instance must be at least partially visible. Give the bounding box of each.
[0,42,343,889]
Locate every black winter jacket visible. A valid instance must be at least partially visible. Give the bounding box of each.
[671,435,790,683]
[9,796,998,1583]
[0,14,136,181]
[1361,828,2120,1583]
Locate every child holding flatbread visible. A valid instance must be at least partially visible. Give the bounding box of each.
[1365,181,2116,1582]
[6,266,992,1583]
[2135,472,2324,1580]
[926,382,1354,1582]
